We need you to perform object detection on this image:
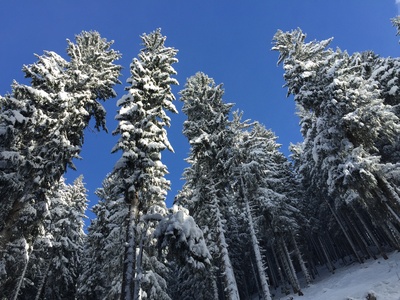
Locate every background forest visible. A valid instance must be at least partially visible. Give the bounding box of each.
[2,3,400,300]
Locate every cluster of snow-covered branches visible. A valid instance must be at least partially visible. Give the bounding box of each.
[2,18,400,300]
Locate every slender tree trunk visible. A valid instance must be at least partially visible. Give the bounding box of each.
[34,258,51,300]
[245,199,272,300]
[384,221,400,249]
[309,235,324,274]
[2,193,46,299]
[250,257,261,299]
[326,232,341,263]
[305,236,319,277]
[241,176,272,300]
[271,245,287,288]
[291,234,311,285]
[385,202,400,225]
[279,238,302,295]
[377,174,400,207]
[325,200,363,263]
[133,221,147,300]
[317,236,335,273]
[352,206,388,259]
[121,191,139,300]
[214,201,240,300]
[344,211,375,260]
[265,248,279,288]
[345,212,370,259]
[12,239,32,300]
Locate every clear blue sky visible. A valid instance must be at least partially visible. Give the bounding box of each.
[1,1,399,219]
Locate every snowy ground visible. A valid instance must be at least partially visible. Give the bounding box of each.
[275,251,400,300]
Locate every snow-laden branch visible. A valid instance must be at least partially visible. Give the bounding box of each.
[155,205,211,269]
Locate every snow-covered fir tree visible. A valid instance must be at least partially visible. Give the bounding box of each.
[79,29,210,300]
[19,175,87,299]
[0,31,121,299]
[226,113,273,300]
[111,28,178,300]
[272,27,400,271]
[77,173,127,299]
[228,114,308,298]
[177,72,240,300]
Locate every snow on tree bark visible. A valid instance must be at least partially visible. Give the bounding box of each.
[242,176,272,300]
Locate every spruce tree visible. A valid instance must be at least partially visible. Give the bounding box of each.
[178,72,240,300]
[0,31,121,298]
[272,27,400,267]
[19,176,87,299]
[77,173,126,300]
[111,28,178,300]
[229,116,307,297]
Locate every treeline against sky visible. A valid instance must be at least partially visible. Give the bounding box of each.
[1,18,400,300]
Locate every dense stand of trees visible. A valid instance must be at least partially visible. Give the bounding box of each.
[1,18,400,299]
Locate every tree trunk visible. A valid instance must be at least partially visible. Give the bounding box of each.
[121,191,139,300]
[245,200,272,300]
[271,245,286,288]
[317,236,335,273]
[309,235,324,274]
[352,205,388,259]
[1,193,46,299]
[291,234,311,285]
[214,201,240,300]
[344,211,375,260]
[265,248,279,288]
[279,238,301,295]
[133,221,147,300]
[250,257,262,299]
[12,239,32,300]
[377,174,400,207]
[34,258,51,300]
[325,233,341,262]
[241,176,272,300]
[385,202,400,225]
[325,200,363,263]
[384,220,400,249]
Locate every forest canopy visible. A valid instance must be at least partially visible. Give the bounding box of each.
[1,17,400,300]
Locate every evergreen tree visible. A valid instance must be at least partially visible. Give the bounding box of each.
[178,72,240,300]
[0,31,121,298]
[229,115,307,297]
[20,176,87,300]
[77,173,126,300]
[111,28,178,300]
[227,115,273,300]
[272,27,400,267]
[80,29,209,300]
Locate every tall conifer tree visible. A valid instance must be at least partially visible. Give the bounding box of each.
[0,31,121,298]
[111,28,178,300]
[178,72,240,300]
[272,27,400,266]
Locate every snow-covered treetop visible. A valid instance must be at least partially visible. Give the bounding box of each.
[392,16,400,37]
[180,72,234,158]
[272,28,335,105]
[112,28,178,205]
[0,30,122,210]
[67,31,122,131]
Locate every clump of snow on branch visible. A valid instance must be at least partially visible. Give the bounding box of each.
[155,205,211,268]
